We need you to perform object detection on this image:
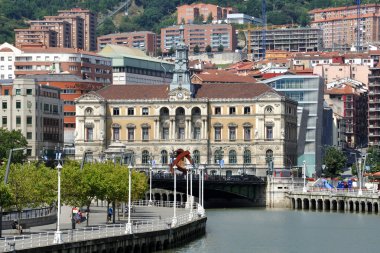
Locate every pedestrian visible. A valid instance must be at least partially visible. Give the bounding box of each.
[107,207,113,222]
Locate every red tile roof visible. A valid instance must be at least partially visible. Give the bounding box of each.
[325,85,356,95]
[92,83,277,100]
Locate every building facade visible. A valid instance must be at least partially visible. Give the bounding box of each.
[12,47,112,84]
[161,24,236,54]
[0,78,63,159]
[177,3,235,24]
[99,44,173,85]
[262,75,324,176]
[313,64,370,86]
[0,43,22,80]
[247,28,323,59]
[309,4,380,50]
[226,14,262,25]
[75,27,297,177]
[14,29,57,49]
[97,31,157,56]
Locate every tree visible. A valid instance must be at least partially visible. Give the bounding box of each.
[168,46,175,56]
[0,128,28,164]
[193,14,204,24]
[323,147,346,178]
[193,44,200,54]
[97,18,116,36]
[205,45,212,53]
[218,44,224,52]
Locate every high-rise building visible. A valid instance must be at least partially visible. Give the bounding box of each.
[309,4,380,50]
[57,8,97,51]
[45,15,84,49]
[27,20,72,48]
[14,29,57,48]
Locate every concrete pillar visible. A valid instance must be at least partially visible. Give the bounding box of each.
[322,199,326,211]
[294,198,298,209]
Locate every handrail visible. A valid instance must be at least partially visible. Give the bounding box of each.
[0,201,204,252]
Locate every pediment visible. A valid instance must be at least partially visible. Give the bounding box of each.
[256,91,282,101]
[76,92,105,102]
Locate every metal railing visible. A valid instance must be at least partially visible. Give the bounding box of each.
[290,187,379,197]
[1,207,54,221]
[0,201,203,252]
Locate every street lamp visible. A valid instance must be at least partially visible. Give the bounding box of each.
[148,154,155,206]
[302,160,307,193]
[125,159,133,234]
[198,164,205,217]
[172,165,178,227]
[188,164,194,221]
[185,164,190,208]
[53,162,63,244]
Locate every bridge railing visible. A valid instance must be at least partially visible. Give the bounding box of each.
[0,202,202,252]
[290,187,379,197]
[1,207,54,221]
[152,173,264,183]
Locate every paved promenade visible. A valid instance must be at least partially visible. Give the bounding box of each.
[0,201,201,252]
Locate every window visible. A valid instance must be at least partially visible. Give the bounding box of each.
[142,150,149,164]
[26,89,32,95]
[16,101,21,109]
[4,89,9,95]
[2,117,7,126]
[244,127,251,141]
[15,89,21,95]
[27,116,32,125]
[142,107,149,115]
[8,65,12,70]
[214,149,224,164]
[229,127,236,141]
[26,149,32,156]
[142,127,149,140]
[128,128,134,141]
[162,127,169,140]
[193,150,200,164]
[128,107,134,115]
[8,56,12,61]
[113,127,120,141]
[215,127,221,141]
[215,107,221,115]
[229,150,237,164]
[229,107,236,115]
[244,106,250,115]
[178,127,185,140]
[161,150,168,164]
[27,132,32,139]
[266,126,273,140]
[113,107,120,115]
[2,101,7,109]
[243,149,251,164]
[265,106,273,114]
[16,116,21,125]
[86,127,93,141]
[193,127,201,140]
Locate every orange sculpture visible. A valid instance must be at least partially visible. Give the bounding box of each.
[169,149,193,174]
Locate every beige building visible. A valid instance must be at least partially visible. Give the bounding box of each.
[75,27,297,177]
[0,79,64,159]
[313,64,370,86]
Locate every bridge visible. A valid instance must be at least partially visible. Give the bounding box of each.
[150,174,266,208]
[287,187,380,213]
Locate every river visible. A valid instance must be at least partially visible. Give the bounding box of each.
[164,208,380,253]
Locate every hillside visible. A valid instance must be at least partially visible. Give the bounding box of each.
[0,0,378,44]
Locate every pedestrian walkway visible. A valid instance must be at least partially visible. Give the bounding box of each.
[0,201,203,252]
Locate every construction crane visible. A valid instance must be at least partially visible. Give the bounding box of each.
[262,0,267,59]
[356,0,361,52]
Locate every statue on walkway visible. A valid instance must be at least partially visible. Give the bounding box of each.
[169,148,194,174]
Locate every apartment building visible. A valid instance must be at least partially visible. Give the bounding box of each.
[97,31,157,56]
[368,66,380,146]
[57,8,97,51]
[14,29,57,48]
[309,4,380,50]
[11,47,112,84]
[313,64,370,86]
[177,3,236,24]
[14,8,95,51]
[0,43,22,80]
[324,79,368,148]
[247,28,323,59]
[161,24,236,54]
[0,78,63,160]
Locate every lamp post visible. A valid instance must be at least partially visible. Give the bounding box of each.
[148,155,154,206]
[172,165,177,227]
[198,164,205,217]
[188,164,194,221]
[185,165,190,208]
[53,162,63,244]
[302,160,307,193]
[358,157,363,196]
[125,160,133,234]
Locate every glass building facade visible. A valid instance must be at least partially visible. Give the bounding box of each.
[263,75,324,176]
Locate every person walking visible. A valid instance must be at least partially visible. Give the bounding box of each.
[107,207,113,223]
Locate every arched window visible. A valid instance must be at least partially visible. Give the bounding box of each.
[214,149,224,164]
[192,107,201,116]
[160,107,169,116]
[193,150,200,164]
[266,149,274,164]
[161,150,168,164]
[243,149,251,164]
[265,106,274,114]
[142,150,149,165]
[176,107,185,116]
[85,107,93,116]
[229,150,237,164]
